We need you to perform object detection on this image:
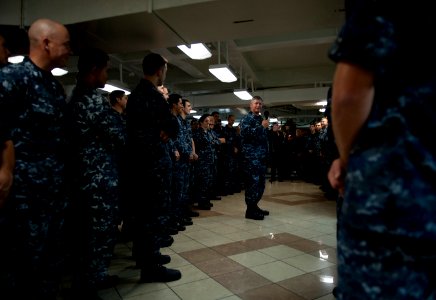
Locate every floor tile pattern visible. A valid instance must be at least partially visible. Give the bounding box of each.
[95,180,337,300]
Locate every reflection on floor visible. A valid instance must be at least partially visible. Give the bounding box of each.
[100,180,337,300]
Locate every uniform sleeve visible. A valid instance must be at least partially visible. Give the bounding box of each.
[0,69,23,143]
[328,0,396,76]
[240,115,267,143]
[72,94,126,150]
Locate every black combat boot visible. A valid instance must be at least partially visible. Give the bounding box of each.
[140,265,182,283]
[245,205,264,220]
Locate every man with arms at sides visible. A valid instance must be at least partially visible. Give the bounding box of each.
[192,114,214,210]
[181,98,199,217]
[239,96,270,220]
[168,94,195,225]
[65,48,126,299]
[328,1,436,299]
[0,18,71,299]
[125,52,181,283]
[222,114,241,193]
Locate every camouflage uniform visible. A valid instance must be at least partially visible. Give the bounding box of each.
[222,125,240,192]
[329,1,436,299]
[172,115,193,216]
[158,139,175,224]
[208,127,221,198]
[304,130,322,183]
[0,57,69,299]
[268,128,285,181]
[66,84,126,287]
[213,124,229,194]
[192,127,214,205]
[125,78,174,268]
[240,111,269,207]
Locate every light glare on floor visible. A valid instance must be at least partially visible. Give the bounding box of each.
[319,249,329,259]
[320,275,334,283]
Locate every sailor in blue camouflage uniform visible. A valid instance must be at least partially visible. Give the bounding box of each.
[125,52,181,283]
[65,48,126,298]
[222,115,241,194]
[0,19,71,300]
[207,116,225,200]
[168,94,193,224]
[156,131,180,234]
[240,96,270,220]
[328,1,436,299]
[181,98,199,217]
[192,114,214,209]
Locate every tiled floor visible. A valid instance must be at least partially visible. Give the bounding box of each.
[100,180,338,300]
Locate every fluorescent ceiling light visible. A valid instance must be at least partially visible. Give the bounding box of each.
[269,118,278,123]
[8,55,24,64]
[177,43,212,60]
[319,108,326,113]
[192,115,201,119]
[222,121,239,127]
[233,89,252,100]
[316,100,327,106]
[99,83,131,95]
[190,109,197,114]
[7,57,68,78]
[209,64,237,82]
[51,68,68,76]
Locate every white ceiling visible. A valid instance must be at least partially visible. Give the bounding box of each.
[0,0,345,124]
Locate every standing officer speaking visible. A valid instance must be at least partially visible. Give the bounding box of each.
[240,96,270,220]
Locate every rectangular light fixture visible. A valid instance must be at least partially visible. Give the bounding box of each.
[8,55,25,64]
[51,68,68,76]
[209,64,237,82]
[99,83,131,95]
[316,100,327,106]
[177,43,212,60]
[233,88,252,100]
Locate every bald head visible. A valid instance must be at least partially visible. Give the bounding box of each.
[28,18,71,71]
[29,19,65,46]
